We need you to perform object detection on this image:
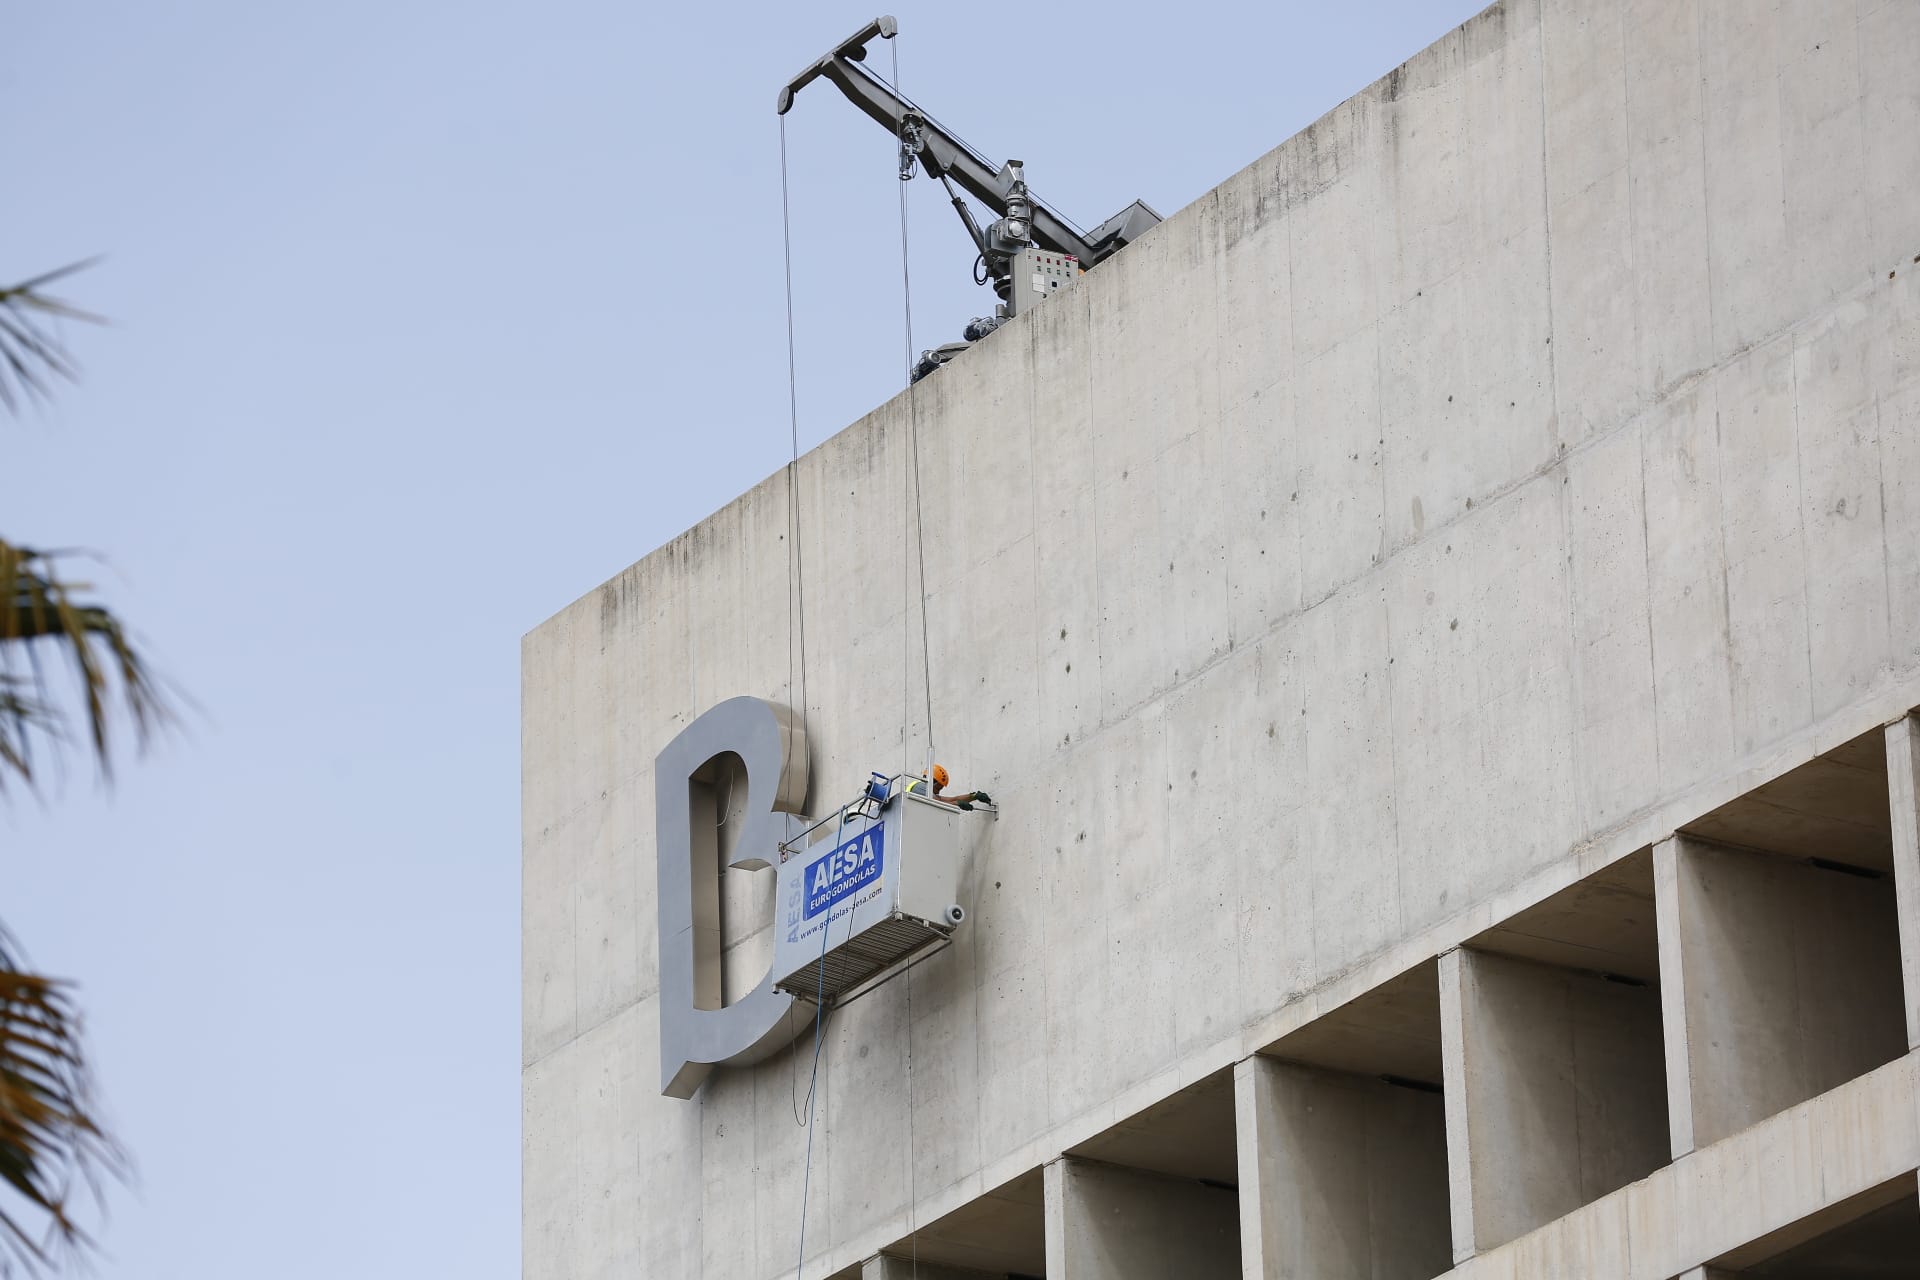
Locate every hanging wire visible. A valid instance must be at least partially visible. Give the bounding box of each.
[785,36,934,1280]
[793,903,836,1280]
[777,108,830,1280]
[891,38,915,383]
[787,999,836,1127]
[883,40,921,1280]
[890,42,923,1280]
[893,38,933,780]
[908,396,935,774]
[904,949,920,1279]
[778,115,810,772]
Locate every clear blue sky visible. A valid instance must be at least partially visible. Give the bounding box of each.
[6,2,1485,1274]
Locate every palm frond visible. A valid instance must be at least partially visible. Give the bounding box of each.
[0,927,124,1277]
[0,679,55,789]
[0,263,103,414]
[0,541,174,790]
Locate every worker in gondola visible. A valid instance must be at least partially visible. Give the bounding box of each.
[904,763,993,811]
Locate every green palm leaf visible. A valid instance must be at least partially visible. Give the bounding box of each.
[0,930,124,1276]
[0,541,173,790]
[0,262,103,414]
[0,258,153,1272]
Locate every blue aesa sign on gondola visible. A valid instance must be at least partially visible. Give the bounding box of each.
[805,825,884,918]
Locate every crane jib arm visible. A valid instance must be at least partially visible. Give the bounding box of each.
[776,16,1160,268]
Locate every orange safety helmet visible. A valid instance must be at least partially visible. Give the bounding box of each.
[931,763,950,789]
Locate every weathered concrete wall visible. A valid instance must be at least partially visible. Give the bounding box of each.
[1235,1057,1450,1280]
[1439,948,1667,1254]
[522,0,1920,1275]
[1043,1158,1239,1280]
[861,1258,995,1280]
[1654,835,1908,1153]
[1441,1054,1920,1280]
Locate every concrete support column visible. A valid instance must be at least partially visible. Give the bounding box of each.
[1652,837,1698,1159]
[1437,949,1474,1265]
[1042,1156,1238,1280]
[1436,947,1667,1259]
[1653,834,1907,1157]
[1233,1056,1449,1280]
[1887,714,1920,1050]
[859,1257,998,1280]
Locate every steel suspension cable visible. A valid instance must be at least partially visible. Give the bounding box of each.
[779,115,810,763]
[890,38,915,383]
[779,109,826,1280]
[891,39,934,778]
[784,43,932,1280]
[908,399,935,774]
[886,46,924,1280]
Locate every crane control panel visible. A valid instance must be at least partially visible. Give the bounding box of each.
[1010,248,1081,317]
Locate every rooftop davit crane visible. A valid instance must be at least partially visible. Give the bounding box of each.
[778,16,1162,381]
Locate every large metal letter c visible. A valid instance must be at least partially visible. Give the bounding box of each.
[656,696,811,1098]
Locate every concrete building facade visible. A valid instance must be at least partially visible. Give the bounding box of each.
[523,0,1920,1275]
